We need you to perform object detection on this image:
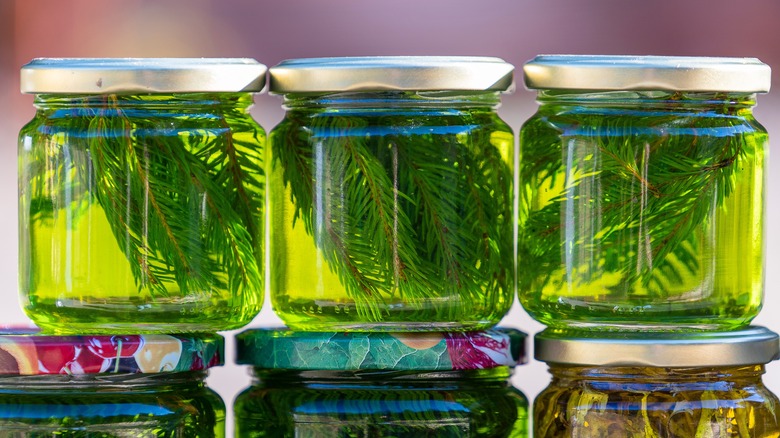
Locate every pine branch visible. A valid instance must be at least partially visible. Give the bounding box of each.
[519,100,758,298]
[86,96,261,298]
[275,108,512,320]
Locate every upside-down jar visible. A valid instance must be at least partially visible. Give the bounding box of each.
[0,331,225,436]
[534,326,780,437]
[235,328,528,437]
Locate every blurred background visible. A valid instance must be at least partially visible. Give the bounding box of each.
[4,0,780,434]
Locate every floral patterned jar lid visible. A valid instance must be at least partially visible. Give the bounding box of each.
[0,331,223,375]
[236,328,526,371]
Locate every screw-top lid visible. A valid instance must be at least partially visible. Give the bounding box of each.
[523,55,771,93]
[236,329,526,371]
[269,56,515,93]
[0,331,223,375]
[20,58,267,94]
[535,326,779,368]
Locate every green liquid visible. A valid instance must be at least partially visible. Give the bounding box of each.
[534,366,779,437]
[0,374,225,437]
[19,93,265,333]
[235,369,527,437]
[518,92,765,330]
[269,92,514,331]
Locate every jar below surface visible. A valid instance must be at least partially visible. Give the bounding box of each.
[535,365,779,438]
[0,332,225,436]
[19,58,267,333]
[235,328,528,437]
[533,326,780,438]
[519,55,770,330]
[236,368,527,438]
[0,372,225,436]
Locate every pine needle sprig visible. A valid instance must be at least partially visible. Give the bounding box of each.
[213,111,266,250]
[88,107,216,296]
[274,106,513,321]
[86,96,262,298]
[21,112,95,225]
[275,114,430,319]
[519,99,758,298]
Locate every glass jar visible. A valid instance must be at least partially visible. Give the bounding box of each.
[268,56,515,331]
[0,331,225,435]
[518,55,771,330]
[534,326,780,437]
[19,58,267,333]
[235,328,528,437]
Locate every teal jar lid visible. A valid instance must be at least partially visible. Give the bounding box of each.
[535,326,779,367]
[236,329,526,371]
[523,55,771,93]
[0,331,223,375]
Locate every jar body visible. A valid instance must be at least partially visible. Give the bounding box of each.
[269,92,514,331]
[0,372,225,436]
[518,91,766,330]
[534,365,779,437]
[235,368,528,437]
[19,93,265,333]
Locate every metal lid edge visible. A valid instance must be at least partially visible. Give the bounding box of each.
[534,326,780,367]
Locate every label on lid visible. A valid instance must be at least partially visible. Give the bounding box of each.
[0,333,223,375]
[236,329,526,371]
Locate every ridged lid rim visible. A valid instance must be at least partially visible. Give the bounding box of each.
[20,58,267,94]
[535,326,779,367]
[269,56,515,93]
[523,55,771,93]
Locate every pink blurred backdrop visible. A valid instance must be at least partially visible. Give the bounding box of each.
[4,1,780,434]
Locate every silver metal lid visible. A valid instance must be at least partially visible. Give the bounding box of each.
[21,58,267,94]
[523,55,771,93]
[535,326,780,367]
[269,56,514,93]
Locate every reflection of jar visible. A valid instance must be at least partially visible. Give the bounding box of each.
[235,328,528,437]
[268,57,515,331]
[0,332,225,435]
[534,326,780,437]
[19,58,267,333]
[519,55,771,330]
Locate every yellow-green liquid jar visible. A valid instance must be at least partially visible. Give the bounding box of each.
[533,327,780,437]
[519,55,770,330]
[19,58,267,333]
[268,56,516,331]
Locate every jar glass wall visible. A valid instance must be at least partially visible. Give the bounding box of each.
[0,373,225,435]
[518,55,770,330]
[19,58,267,333]
[235,368,527,437]
[268,56,515,331]
[535,365,778,437]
